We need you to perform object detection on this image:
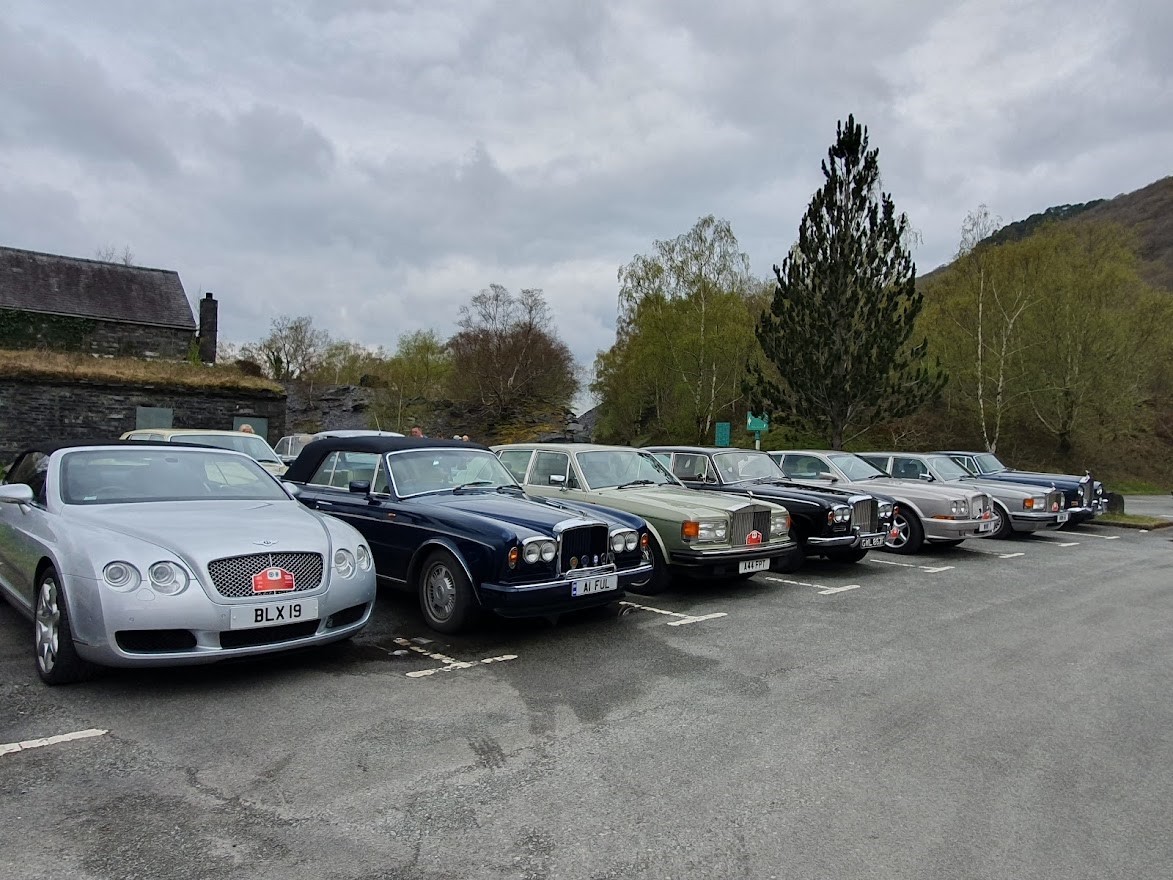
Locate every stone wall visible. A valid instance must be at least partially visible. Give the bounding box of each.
[0,377,286,462]
[0,309,194,359]
[283,383,377,433]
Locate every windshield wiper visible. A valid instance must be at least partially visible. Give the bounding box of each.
[454,480,495,493]
[617,479,656,489]
[495,484,525,495]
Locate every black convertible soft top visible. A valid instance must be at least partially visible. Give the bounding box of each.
[284,436,491,482]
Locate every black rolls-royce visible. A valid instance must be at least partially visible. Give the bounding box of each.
[283,437,655,633]
[644,446,894,568]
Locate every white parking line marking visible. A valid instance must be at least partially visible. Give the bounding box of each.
[999,552,1026,559]
[1056,542,1080,547]
[392,638,517,678]
[1080,534,1120,540]
[0,728,108,757]
[764,576,862,595]
[868,559,954,573]
[618,601,728,626]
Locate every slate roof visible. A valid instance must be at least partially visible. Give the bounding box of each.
[0,245,196,329]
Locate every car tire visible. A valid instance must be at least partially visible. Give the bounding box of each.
[627,539,670,595]
[885,510,925,554]
[773,538,806,573]
[825,547,868,564]
[417,550,478,634]
[34,568,93,686]
[990,502,1014,539]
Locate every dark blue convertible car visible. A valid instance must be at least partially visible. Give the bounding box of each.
[283,437,654,632]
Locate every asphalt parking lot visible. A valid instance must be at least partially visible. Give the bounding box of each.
[2,520,1171,880]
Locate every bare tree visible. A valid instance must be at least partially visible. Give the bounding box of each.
[94,244,136,266]
[447,286,577,424]
[239,315,330,381]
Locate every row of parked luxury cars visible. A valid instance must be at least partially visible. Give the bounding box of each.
[0,433,1106,684]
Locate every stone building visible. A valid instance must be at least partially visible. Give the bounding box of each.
[0,245,217,360]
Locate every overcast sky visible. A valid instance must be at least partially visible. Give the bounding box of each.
[2,0,1170,407]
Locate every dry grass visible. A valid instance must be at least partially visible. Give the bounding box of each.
[0,349,283,394]
[1095,513,1173,529]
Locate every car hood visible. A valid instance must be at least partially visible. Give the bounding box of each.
[734,481,866,505]
[834,477,973,503]
[980,469,1088,489]
[419,492,628,533]
[64,499,332,557]
[583,484,784,520]
[950,477,1039,499]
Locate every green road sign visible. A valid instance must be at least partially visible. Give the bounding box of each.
[714,421,731,447]
[746,413,769,433]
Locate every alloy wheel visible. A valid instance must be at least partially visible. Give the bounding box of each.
[425,563,457,622]
[887,515,910,549]
[35,576,61,675]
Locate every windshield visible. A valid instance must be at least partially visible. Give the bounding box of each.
[828,453,887,480]
[576,450,677,490]
[927,455,972,480]
[973,453,1007,474]
[184,433,282,465]
[388,448,518,497]
[712,451,784,482]
[60,449,289,505]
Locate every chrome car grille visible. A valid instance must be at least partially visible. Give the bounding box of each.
[970,494,991,518]
[1081,481,1092,507]
[1046,490,1064,512]
[852,498,877,533]
[560,525,610,571]
[731,507,773,546]
[207,552,324,598]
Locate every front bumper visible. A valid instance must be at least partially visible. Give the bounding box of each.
[477,561,654,617]
[1008,510,1064,532]
[71,570,377,668]
[809,529,888,551]
[1066,500,1106,523]
[669,540,798,577]
[923,516,998,541]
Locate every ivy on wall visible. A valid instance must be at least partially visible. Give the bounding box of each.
[0,309,98,350]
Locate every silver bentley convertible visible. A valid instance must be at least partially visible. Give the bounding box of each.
[0,442,377,684]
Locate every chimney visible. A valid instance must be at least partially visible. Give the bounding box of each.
[198,292,219,364]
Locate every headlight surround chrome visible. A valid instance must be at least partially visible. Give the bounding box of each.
[539,540,556,563]
[356,544,373,571]
[624,531,638,552]
[829,505,851,524]
[102,561,141,592]
[950,500,969,516]
[148,561,190,595]
[684,518,727,542]
[610,531,626,554]
[522,538,556,564]
[1025,496,1045,511]
[334,548,356,578]
[878,501,894,519]
[770,511,790,537]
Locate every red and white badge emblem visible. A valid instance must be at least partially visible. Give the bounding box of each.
[746,530,763,546]
[253,567,295,593]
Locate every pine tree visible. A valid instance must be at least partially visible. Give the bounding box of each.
[747,115,945,448]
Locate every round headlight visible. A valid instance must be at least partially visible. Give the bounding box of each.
[624,531,638,552]
[148,561,189,595]
[833,505,850,523]
[610,532,626,553]
[356,544,372,571]
[958,501,968,516]
[103,561,141,592]
[523,542,541,564]
[878,502,893,518]
[540,541,556,563]
[334,548,356,578]
[950,501,959,515]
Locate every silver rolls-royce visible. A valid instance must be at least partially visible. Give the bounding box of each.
[0,442,377,684]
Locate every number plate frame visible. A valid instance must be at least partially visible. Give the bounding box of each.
[1057,511,1070,523]
[571,574,619,597]
[861,535,885,549]
[738,558,771,574]
[229,599,319,630]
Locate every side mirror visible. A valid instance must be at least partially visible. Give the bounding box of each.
[549,474,566,486]
[281,481,301,497]
[918,472,934,482]
[0,484,35,504]
[348,480,372,494]
[817,472,837,482]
